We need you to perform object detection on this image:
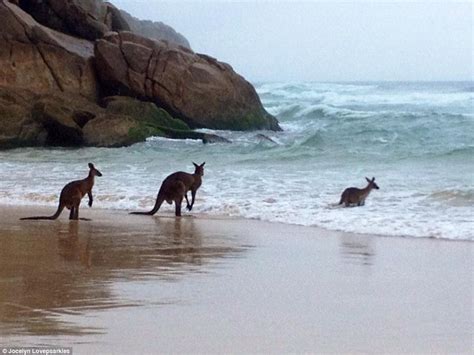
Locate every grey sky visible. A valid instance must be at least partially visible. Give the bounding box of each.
[114,1,473,82]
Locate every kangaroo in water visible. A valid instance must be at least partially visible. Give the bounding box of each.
[20,163,103,221]
[339,177,379,207]
[130,162,205,217]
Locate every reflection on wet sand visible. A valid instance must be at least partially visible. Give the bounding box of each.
[0,207,471,353]
[57,222,92,267]
[339,234,375,265]
[0,212,248,338]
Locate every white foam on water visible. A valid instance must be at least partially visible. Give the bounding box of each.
[1,82,472,241]
[1,152,472,241]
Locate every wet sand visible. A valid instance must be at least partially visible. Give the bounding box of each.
[0,205,472,354]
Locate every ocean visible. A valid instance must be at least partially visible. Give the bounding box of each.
[1,82,472,240]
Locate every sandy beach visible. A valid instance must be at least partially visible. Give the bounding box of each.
[0,205,472,354]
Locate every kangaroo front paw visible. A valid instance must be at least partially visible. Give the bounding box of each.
[186,204,192,211]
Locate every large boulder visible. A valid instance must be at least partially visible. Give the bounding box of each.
[0,88,103,148]
[82,96,232,147]
[83,96,231,147]
[103,96,190,131]
[18,0,189,49]
[0,0,98,100]
[83,113,149,147]
[31,95,103,146]
[95,31,281,131]
[104,3,131,34]
[17,0,130,40]
[83,95,190,147]
[0,87,45,148]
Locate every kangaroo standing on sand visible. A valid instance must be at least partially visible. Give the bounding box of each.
[339,177,379,207]
[130,162,205,217]
[20,163,103,221]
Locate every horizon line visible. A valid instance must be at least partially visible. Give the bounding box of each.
[251,79,474,84]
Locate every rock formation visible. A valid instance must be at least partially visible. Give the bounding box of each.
[0,87,44,148]
[95,31,281,131]
[0,1,98,100]
[0,0,280,149]
[17,0,130,40]
[0,86,229,148]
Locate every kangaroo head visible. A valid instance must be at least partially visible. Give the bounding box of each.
[193,162,205,176]
[365,177,379,189]
[88,162,103,177]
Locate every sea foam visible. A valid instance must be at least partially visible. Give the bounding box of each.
[1,82,473,240]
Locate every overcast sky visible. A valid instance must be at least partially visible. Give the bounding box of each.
[113,1,473,82]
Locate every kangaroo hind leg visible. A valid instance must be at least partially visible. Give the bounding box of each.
[73,204,80,220]
[69,201,81,220]
[69,206,75,220]
[175,196,184,217]
[174,181,187,217]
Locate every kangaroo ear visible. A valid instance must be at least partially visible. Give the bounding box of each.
[88,163,94,169]
[193,162,198,168]
[366,177,371,183]
[372,177,375,182]
[200,162,206,167]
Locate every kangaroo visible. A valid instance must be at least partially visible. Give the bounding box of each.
[339,177,379,207]
[130,162,205,217]
[20,163,102,221]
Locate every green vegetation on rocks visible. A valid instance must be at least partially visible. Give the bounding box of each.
[103,96,190,131]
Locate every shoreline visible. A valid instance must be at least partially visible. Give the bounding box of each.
[3,203,472,243]
[1,204,472,353]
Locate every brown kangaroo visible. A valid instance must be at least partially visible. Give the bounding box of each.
[339,177,379,207]
[20,163,102,221]
[130,162,205,217]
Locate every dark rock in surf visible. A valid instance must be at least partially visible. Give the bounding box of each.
[256,133,278,144]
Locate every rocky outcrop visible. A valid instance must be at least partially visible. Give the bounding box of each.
[0,87,98,148]
[0,87,44,148]
[17,0,130,41]
[84,95,189,147]
[0,0,98,100]
[95,31,281,131]
[0,0,280,149]
[17,0,188,48]
[83,113,145,147]
[103,96,190,131]
[0,87,231,148]
[32,97,86,146]
[88,96,231,146]
[120,9,190,49]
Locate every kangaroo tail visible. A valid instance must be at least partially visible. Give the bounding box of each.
[130,194,164,216]
[20,204,64,220]
[129,211,154,215]
[20,216,55,220]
